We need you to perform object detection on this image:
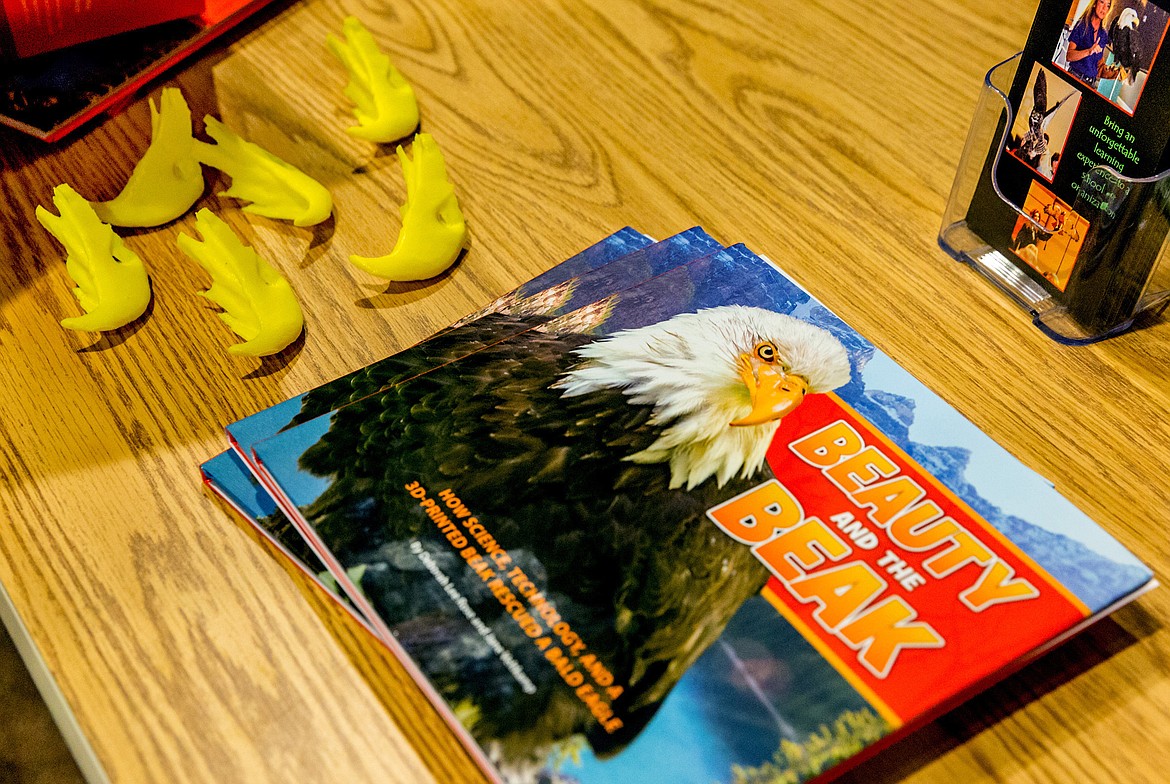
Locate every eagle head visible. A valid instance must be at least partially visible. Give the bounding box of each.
[555,305,851,490]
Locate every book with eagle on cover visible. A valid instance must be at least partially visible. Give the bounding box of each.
[242,234,1154,784]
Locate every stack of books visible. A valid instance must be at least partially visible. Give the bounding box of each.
[202,227,1154,784]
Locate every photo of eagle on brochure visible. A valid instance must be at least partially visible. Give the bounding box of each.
[252,244,1151,784]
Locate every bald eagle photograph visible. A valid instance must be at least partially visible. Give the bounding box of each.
[255,269,866,772]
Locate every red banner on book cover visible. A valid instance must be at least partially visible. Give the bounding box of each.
[709,393,1087,725]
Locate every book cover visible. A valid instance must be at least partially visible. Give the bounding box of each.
[963,0,1170,333]
[0,0,278,141]
[249,239,1154,784]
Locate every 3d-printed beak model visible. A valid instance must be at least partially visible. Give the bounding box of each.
[349,133,468,281]
[194,117,334,227]
[35,183,152,332]
[177,209,305,357]
[327,15,420,143]
[90,88,204,228]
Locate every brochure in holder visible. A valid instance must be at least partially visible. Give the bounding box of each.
[940,52,1170,344]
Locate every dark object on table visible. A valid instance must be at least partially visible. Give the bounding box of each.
[0,0,279,142]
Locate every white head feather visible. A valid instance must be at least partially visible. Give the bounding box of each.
[555,305,851,490]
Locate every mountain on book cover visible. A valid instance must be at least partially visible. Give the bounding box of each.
[252,246,1152,784]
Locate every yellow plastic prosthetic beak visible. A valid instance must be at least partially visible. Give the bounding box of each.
[730,354,810,427]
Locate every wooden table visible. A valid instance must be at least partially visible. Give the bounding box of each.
[1,0,1167,781]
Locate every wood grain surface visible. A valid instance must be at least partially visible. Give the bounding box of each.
[0,0,1167,782]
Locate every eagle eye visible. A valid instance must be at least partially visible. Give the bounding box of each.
[754,341,778,363]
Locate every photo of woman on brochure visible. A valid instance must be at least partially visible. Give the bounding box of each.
[1053,0,1170,113]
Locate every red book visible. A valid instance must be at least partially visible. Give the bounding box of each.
[0,0,278,141]
[0,0,204,59]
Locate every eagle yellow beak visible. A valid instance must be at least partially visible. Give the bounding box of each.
[730,354,809,427]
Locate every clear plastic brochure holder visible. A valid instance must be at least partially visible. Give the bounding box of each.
[940,53,1170,344]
